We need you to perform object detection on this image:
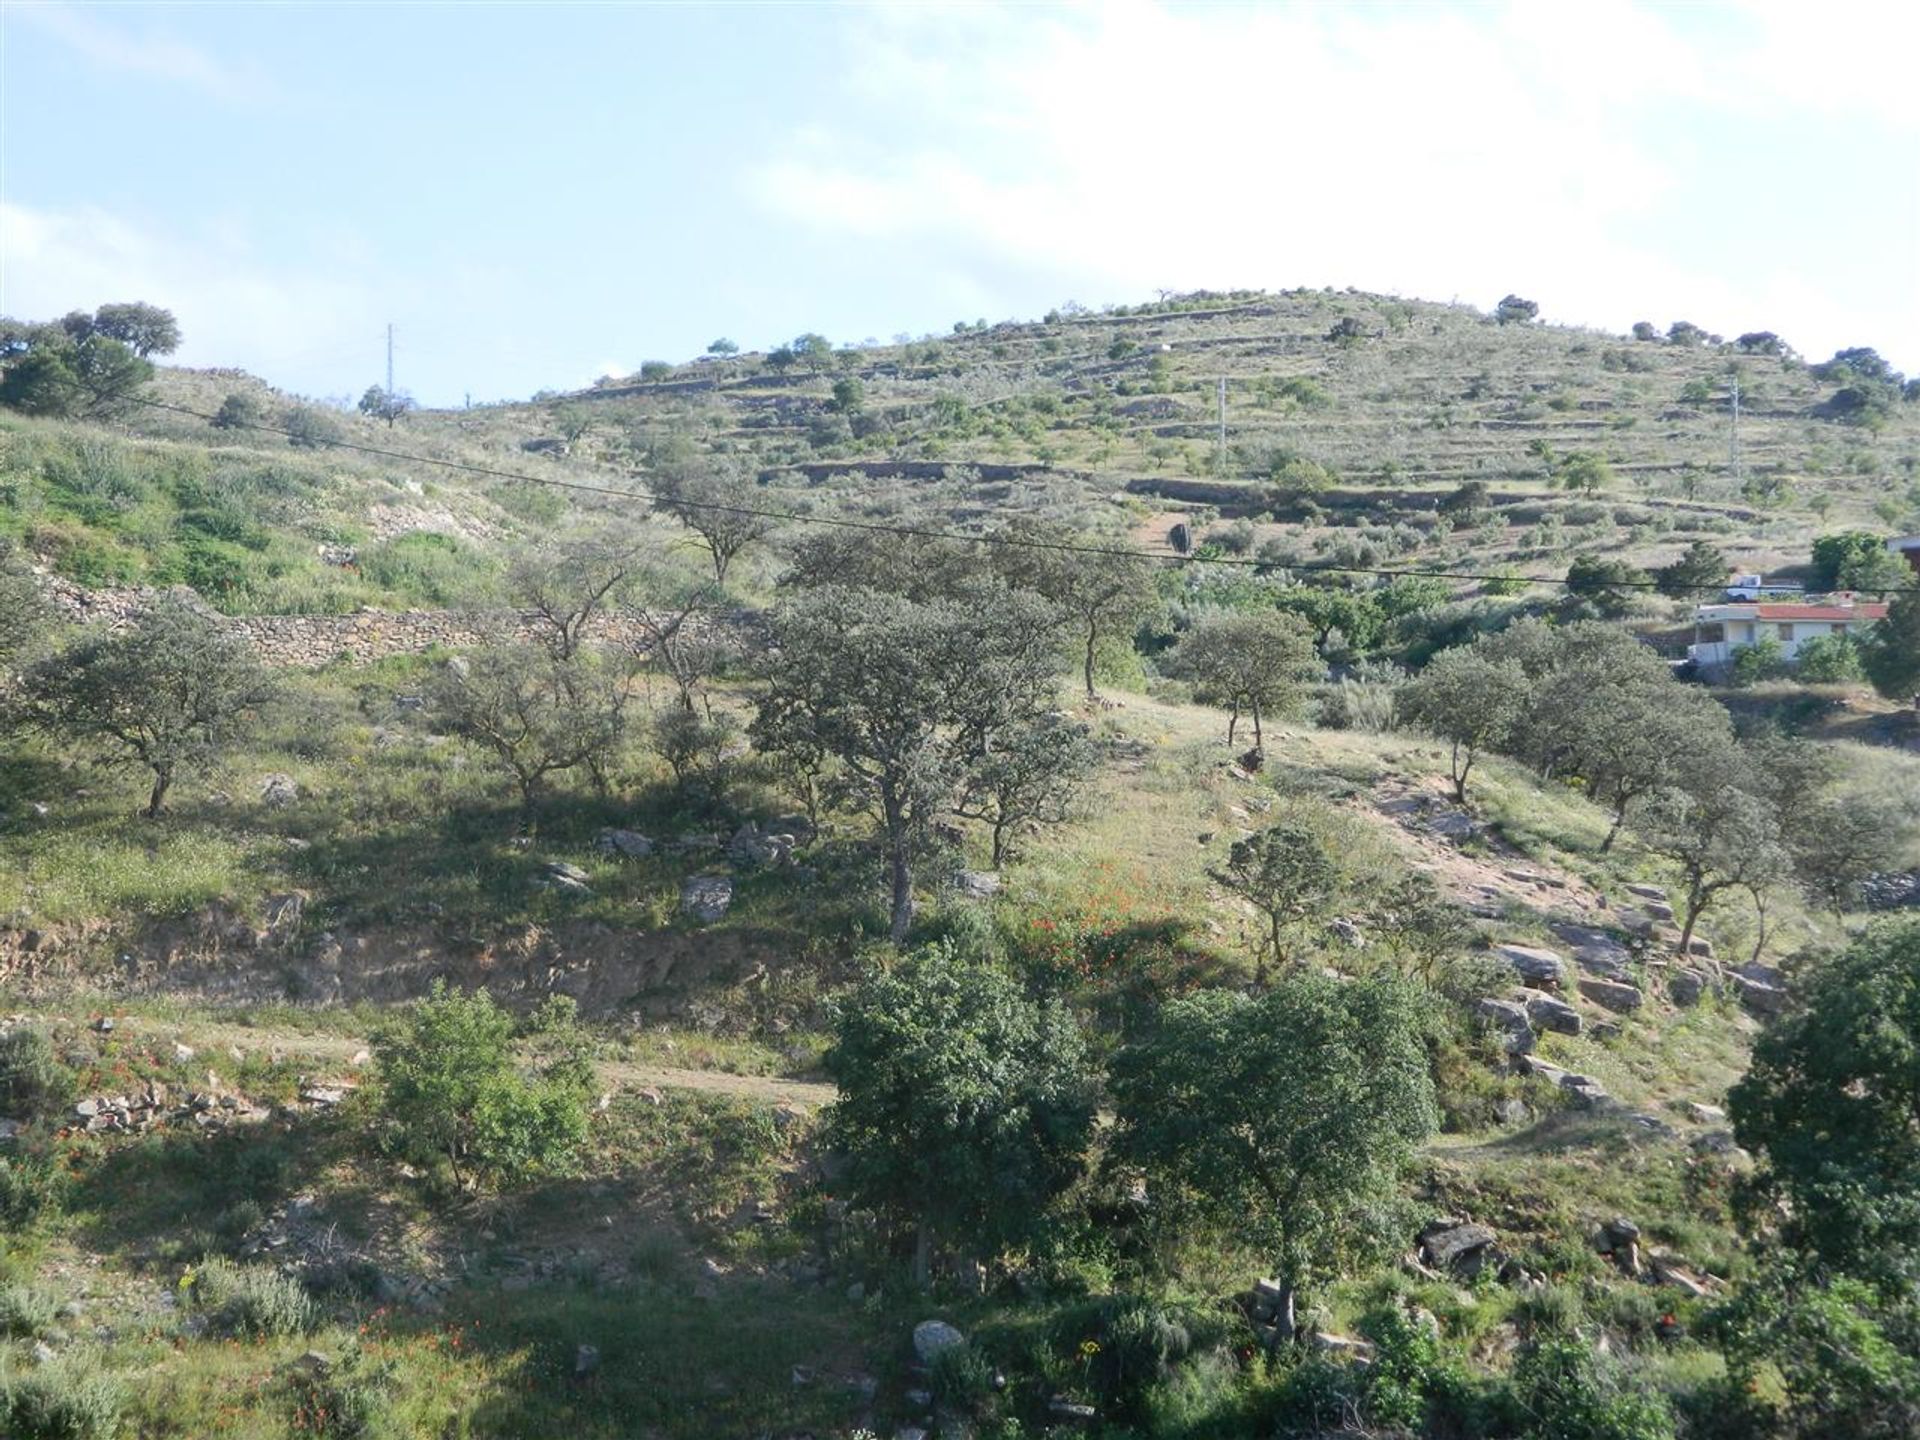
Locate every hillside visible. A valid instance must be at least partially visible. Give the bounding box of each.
[2,291,1919,1439]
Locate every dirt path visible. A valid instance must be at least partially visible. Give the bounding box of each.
[99,1013,839,1111]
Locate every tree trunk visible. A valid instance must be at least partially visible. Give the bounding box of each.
[884,795,915,943]
[1227,703,1239,745]
[1678,878,1709,957]
[1600,797,1629,854]
[1251,699,1264,750]
[1271,1281,1297,1344]
[145,766,172,818]
[1451,742,1470,803]
[1749,888,1771,967]
[1083,620,1098,699]
[912,1220,933,1289]
[991,819,1008,869]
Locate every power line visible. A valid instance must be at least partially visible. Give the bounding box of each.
[127,395,1907,597]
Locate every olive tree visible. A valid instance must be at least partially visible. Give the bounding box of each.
[1863,589,1920,701]
[823,943,1097,1284]
[952,713,1098,867]
[1217,819,1347,981]
[993,522,1158,698]
[752,585,1062,940]
[28,599,274,816]
[506,526,645,661]
[1110,977,1436,1340]
[1168,609,1318,750]
[1628,755,1788,957]
[1397,648,1529,802]
[431,644,626,826]
[652,461,777,586]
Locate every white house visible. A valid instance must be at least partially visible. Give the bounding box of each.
[1688,596,1887,668]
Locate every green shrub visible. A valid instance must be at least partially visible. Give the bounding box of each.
[186,1257,318,1338]
[0,1155,67,1229]
[929,1341,995,1410]
[287,1346,401,1439]
[0,1364,125,1440]
[0,1029,74,1118]
[1793,632,1864,684]
[1509,1337,1675,1440]
[1730,637,1790,686]
[0,1283,57,1337]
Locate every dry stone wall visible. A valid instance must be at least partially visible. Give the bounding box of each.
[41,577,683,668]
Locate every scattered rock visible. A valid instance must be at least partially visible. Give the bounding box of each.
[952,870,1002,900]
[538,860,593,896]
[1520,988,1581,1036]
[260,774,300,809]
[1495,944,1566,989]
[1420,1222,1497,1272]
[595,828,655,858]
[1048,1396,1100,1423]
[1684,1101,1726,1124]
[912,1319,966,1364]
[1494,1097,1531,1127]
[1624,883,1668,902]
[574,1343,600,1377]
[679,873,734,923]
[1732,972,1786,1017]
[1476,999,1535,1054]
[1577,976,1644,1014]
[1668,969,1708,1007]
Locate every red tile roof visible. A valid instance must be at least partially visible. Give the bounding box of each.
[1748,603,1888,621]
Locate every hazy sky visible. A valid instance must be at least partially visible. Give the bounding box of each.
[3,1,1915,406]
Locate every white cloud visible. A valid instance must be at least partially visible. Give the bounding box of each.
[0,201,385,395]
[9,3,270,102]
[750,0,1919,365]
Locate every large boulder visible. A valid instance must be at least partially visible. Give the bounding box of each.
[1732,971,1786,1016]
[1668,968,1708,1007]
[1477,999,1535,1054]
[1519,988,1581,1036]
[1495,944,1566,989]
[595,828,655,858]
[679,873,734,923]
[260,773,300,809]
[952,871,1002,900]
[912,1319,966,1364]
[1577,976,1644,1014]
[1419,1221,1498,1273]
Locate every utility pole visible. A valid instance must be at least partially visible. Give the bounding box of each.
[1728,370,1742,485]
[385,323,395,398]
[1216,376,1227,477]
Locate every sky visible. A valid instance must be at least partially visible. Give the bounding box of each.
[2,0,1915,408]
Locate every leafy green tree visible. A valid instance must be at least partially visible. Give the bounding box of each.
[1836,544,1911,595]
[952,714,1097,867]
[791,332,834,373]
[1631,321,1659,342]
[89,301,181,357]
[752,585,1063,940]
[1729,634,1789,685]
[28,599,274,816]
[822,944,1097,1284]
[1494,294,1539,325]
[356,384,414,427]
[1706,1260,1920,1440]
[1667,320,1709,346]
[1810,532,1888,591]
[1863,588,1920,700]
[706,338,740,357]
[374,985,593,1191]
[1271,586,1384,657]
[1629,756,1788,956]
[1397,647,1529,802]
[652,460,776,586]
[284,404,345,449]
[993,520,1157,698]
[828,375,866,414]
[210,392,265,431]
[1654,539,1728,598]
[1109,977,1436,1339]
[1169,610,1318,749]
[1730,922,1920,1288]
[1217,820,1347,980]
[1557,451,1616,496]
[1564,553,1645,615]
[431,644,627,825]
[0,327,152,418]
[781,528,982,604]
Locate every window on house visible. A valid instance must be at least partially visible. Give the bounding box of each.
[1777,623,1795,642]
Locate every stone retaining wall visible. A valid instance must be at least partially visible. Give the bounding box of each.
[41,578,695,669]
